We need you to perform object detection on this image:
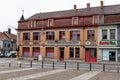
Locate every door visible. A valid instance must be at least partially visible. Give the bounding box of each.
[33,47,40,58]
[60,47,64,60]
[85,48,90,62]
[23,47,29,57]
[85,48,97,62]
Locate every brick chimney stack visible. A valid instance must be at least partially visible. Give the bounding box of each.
[87,3,90,9]
[74,4,77,10]
[100,1,104,8]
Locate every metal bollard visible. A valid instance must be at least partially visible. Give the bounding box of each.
[42,61,44,68]
[30,61,32,68]
[117,66,119,73]
[90,63,92,71]
[64,62,66,69]
[53,61,55,69]
[103,64,105,72]
[77,62,79,70]
[9,63,11,67]
[20,63,21,68]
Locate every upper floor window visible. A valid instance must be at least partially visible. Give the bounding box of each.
[33,32,40,40]
[29,21,36,28]
[93,16,98,24]
[59,31,65,40]
[110,29,115,40]
[70,30,80,40]
[102,29,107,40]
[99,15,104,24]
[46,32,54,40]
[23,33,30,40]
[48,19,53,27]
[73,17,78,25]
[87,30,95,40]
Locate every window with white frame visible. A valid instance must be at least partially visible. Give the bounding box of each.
[93,16,98,24]
[49,19,53,27]
[73,17,78,25]
[33,32,40,40]
[87,30,95,40]
[46,31,54,40]
[70,47,80,58]
[59,31,65,40]
[110,29,115,40]
[70,30,80,40]
[23,33,30,40]
[29,21,35,28]
[102,29,107,40]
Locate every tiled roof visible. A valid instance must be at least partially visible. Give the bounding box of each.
[0,32,9,40]
[3,32,17,42]
[27,4,120,20]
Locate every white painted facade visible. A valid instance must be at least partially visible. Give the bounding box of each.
[98,25,118,62]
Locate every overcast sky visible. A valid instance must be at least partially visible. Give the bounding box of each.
[0,0,120,34]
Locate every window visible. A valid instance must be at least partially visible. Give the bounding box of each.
[93,16,98,24]
[73,17,78,25]
[49,19,53,27]
[29,21,35,28]
[110,29,115,40]
[23,33,30,40]
[102,29,107,40]
[8,44,10,47]
[70,47,80,58]
[70,30,80,40]
[99,15,103,24]
[33,32,40,40]
[90,48,96,57]
[46,32,54,40]
[87,30,95,40]
[59,31,65,40]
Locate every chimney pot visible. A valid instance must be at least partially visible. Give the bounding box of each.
[8,28,11,34]
[74,4,77,10]
[87,3,90,9]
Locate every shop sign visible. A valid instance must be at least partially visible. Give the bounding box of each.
[100,40,116,45]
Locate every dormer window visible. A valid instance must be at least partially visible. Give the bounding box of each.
[72,17,78,25]
[29,21,36,28]
[48,19,53,27]
[93,16,98,24]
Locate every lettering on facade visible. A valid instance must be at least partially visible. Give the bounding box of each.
[99,40,116,45]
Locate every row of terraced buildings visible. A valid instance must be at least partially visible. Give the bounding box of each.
[17,1,120,62]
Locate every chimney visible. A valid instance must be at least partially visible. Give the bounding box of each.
[74,4,77,10]
[100,1,104,8]
[8,28,11,34]
[87,3,90,9]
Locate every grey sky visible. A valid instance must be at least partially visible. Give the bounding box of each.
[0,0,120,34]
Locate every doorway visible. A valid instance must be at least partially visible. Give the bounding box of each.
[60,47,64,60]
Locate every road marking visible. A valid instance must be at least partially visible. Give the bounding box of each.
[70,71,101,80]
[0,68,37,74]
[6,69,67,80]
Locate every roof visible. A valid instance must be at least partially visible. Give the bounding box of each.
[27,4,120,20]
[3,32,17,42]
[0,32,9,40]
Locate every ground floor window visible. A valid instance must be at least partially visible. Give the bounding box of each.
[70,47,80,58]
[102,50,116,61]
[46,47,54,58]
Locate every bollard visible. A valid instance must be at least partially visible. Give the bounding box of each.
[117,66,119,73]
[90,63,92,71]
[103,64,105,72]
[9,63,11,67]
[42,61,44,68]
[30,61,32,68]
[77,62,79,70]
[53,61,55,69]
[20,63,21,68]
[64,62,66,69]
